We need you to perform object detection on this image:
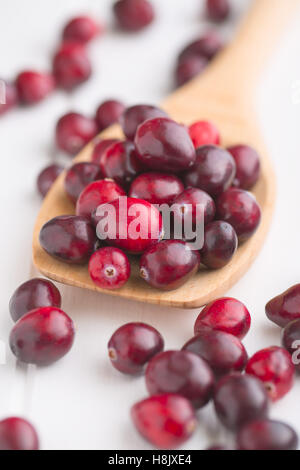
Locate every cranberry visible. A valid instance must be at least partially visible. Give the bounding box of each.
[53,42,92,90]
[135,117,196,173]
[214,373,269,431]
[145,350,214,408]
[113,0,155,32]
[0,80,18,115]
[108,322,164,374]
[91,138,119,165]
[189,121,220,148]
[63,16,102,44]
[0,418,39,450]
[140,240,200,290]
[179,32,224,62]
[183,330,247,377]
[37,164,64,198]
[76,179,125,218]
[56,112,98,155]
[175,55,208,87]
[131,394,196,449]
[120,104,168,141]
[237,419,298,450]
[266,284,300,327]
[64,162,102,202]
[39,215,96,264]
[184,145,236,197]
[217,188,261,242]
[96,100,125,131]
[16,71,55,104]
[246,346,294,401]
[206,445,228,450]
[173,188,216,229]
[129,172,184,205]
[206,0,231,22]
[9,278,61,323]
[282,319,300,372]
[89,247,130,289]
[100,140,143,187]
[201,221,238,269]
[228,145,261,190]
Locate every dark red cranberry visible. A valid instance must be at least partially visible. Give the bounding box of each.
[9,278,61,322]
[129,172,184,205]
[53,42,92,90]
[108,322,164,374]
[237,419,298,451]
[113,0,155,32]
[183,330,247,377]
[64,162,102,202]
[100,140,143,187]
[217,188,261,242]
[175,55,208,87]
[195,298,251,339]
[184,145,236,197]
[214,373,269,431]
[206,0,231,22]
[56,112,98,155]
[266,284,300,327]
[39,215,96,264]
[76,179,125,218]
[135,117,196,173]
[63,16,103,44]
[96,100,125,131]
[145,350,214,408]
[91,138,119,165]
[189,120,220,148]
[206,445,228,450]
[37,164,64,198]
[227,145,261,190]
[16,71,55,104]
[282,319,300,372]
[246,346,294,402]
[0,80,18,115]
[173,188,216,229]
[120,104,168,140]
[131,394,196,449]
[0,418,39,450]
[179,32,224,62]
[89,247,131,289]
[201,221,238,269]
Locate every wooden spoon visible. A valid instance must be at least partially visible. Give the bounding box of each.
[32,0,299,309]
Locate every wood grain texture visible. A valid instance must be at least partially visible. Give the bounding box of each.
[32,0,299,309]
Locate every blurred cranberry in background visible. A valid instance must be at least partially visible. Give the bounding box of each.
[0,417,39,450]
[53,42,92,90]
[179,32,224,62]
[206,0,231,22]
[113,0,155,32]
[63,15,103,44]
[37,164,64,198]
[95,99,125,130]
[16,71,55,104]
[175,55,208,87]
[0,80,18,115]
[56,112,98,155]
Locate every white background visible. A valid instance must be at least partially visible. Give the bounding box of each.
[1,0,300,450]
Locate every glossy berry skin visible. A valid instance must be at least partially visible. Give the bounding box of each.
[173,187,216,228]
[214,373,269,431]
[91,138,119,165]
[184,145,236,197]
[113,0,155,32]
[0,418,39,450]
[96,100,125,131]
[237,419,298,451]
[217,188,261,242]
[246,346,294,401]
[175,55,208,87]
[89,247,131,289]
[37,164,64,198]
[100,140,142,187]
[265,284,300,327]
[53,42,92,90]
[140,240,200,291]
[145,350,214,409]
[131,394,196,449]
[120,104,168,141]
[9,278,61,323]
[0,80,18,115]
[39,215,96,264]
[206,0,231,22]
[135,117,196,173]
[63,16,102,44]
[282,319,300,372]
[108,322,164,374]
[56,112,98,155]
[129,172,184,205]
[201,221,238,269]
[189,120,220,148]
[179,32,224,62]
[76,179,125,218]
[10,307,75,366]
[16,71,55,104]
[64,162,102,202]
[183,330,247,377]
[228,145,261,190]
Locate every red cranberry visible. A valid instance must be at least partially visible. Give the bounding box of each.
[140,240,200,290]
[214,373,269,431]
[206,445,228,450]
[0,418,39,450]
[56,112,98,155]
[63,16,103,44]
[53,42,92,90]
[113,0,155,32]
[227,145,261,190]
[135,117,196,173]
[76,179,125,218]
[173,188,216,228]
[131,394,196,449]
[183,330,247,377]
[206,0,231,22]
[91,138,119,165]
[37,164,64,198]
[39,215,96,264]
[0,80,18,115]
[64,162,102,202]
[201,221,238,269]
[266,284,300,327]
[89,247,130,289]
[217,188,261,242]
[129,172,184,205]
[108,322,164,374]
[145,350,214,408]
[179,32,224,62]
[189,120,220,148]
[9,278,61,322]
[100,140,143,187]
[184,145,236,197]
[237,419,298,451]
[96,100,125,131]
[120,104,168,140]
[16,71,55,104]
[282,319,300,372]
[175,55,208,87]
[246,346,294,402]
